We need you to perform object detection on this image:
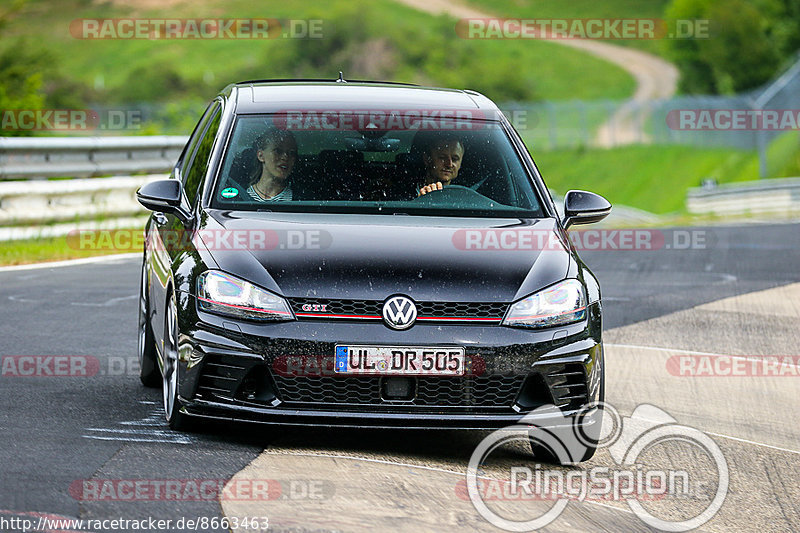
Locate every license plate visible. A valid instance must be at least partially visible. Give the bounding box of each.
[334,345,465,376]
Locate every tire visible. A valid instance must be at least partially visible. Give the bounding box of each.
[572,353,606,462]
[529,419,599,464]
[530,349,605,464]
[137,261,161,388]
[163,290,193,431]
[529,436,574,465]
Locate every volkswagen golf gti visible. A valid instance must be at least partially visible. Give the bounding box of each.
[136,78,611,462]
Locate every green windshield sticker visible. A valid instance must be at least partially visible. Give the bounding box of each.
[221,187,239,198]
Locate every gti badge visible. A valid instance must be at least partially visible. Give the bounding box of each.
[382,296,417,330]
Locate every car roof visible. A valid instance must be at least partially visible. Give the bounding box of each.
[228,80,501,115]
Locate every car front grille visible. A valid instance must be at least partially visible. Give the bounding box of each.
[193,351,591,414]
[288,297,508,323]
[271,374,526,411]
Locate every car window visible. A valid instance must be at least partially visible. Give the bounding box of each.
[177,102,216,180]
[183,103,222,207]
[210,112,543,218]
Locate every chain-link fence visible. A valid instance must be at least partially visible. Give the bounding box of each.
[503,54,800,177]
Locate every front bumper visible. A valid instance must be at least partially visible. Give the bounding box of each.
[174,291,603,430]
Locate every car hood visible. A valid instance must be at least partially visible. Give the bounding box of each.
[201,211,571,303]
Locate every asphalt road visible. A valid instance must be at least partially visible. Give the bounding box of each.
[0,222,798,532]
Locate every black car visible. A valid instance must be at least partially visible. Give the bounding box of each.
[136,78,611,462]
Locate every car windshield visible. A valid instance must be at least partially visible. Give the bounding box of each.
[210,112,544,217]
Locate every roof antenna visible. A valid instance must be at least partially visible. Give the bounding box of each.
[336,71,346,83]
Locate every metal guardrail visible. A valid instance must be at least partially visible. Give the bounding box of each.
[0,135,187,179]
[687,177,800,215]
[0,174,164,225]
[0,135,187,240]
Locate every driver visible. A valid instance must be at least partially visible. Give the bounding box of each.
[417,135,465,196]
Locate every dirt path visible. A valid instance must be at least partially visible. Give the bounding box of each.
[394,0,680,146]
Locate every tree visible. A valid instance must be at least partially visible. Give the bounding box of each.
[0,1,46,136]
[665,0,783,94]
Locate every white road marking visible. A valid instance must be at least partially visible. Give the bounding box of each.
[700,433,800,456]
[7,294,41,303]
[83,435,193,444]
[606,342,800,367]
[83,403,193,445]
[71,294,137,307]
[0,253,139,273]
[9,292,139,306]
[84,428,180,436]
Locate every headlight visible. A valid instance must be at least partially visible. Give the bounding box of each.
[196,271,294,322]
[502,279,586,329]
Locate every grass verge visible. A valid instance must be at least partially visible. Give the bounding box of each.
[533,132,800,214]
[0,232,142,266]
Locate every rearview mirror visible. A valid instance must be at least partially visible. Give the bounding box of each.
[563,190,611,229]
[136,179,191,223]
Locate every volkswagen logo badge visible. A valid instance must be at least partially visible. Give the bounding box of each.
[382,295,417,330]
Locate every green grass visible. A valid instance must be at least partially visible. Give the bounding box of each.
[0,232,142,266]
[4,0,636,107]
[532,132,800,213]
[461,0,673,56]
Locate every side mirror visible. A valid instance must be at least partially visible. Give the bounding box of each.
[136,179,192,223]
[563,190,611,229]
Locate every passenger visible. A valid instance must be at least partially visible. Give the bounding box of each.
[246,129,297,202]
[417,135,465,196]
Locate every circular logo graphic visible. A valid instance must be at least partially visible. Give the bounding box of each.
[382,295,417,330]
[465,403,729,532]
[221,187,239,198]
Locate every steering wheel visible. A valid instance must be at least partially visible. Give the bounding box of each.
[410,184,495,208]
